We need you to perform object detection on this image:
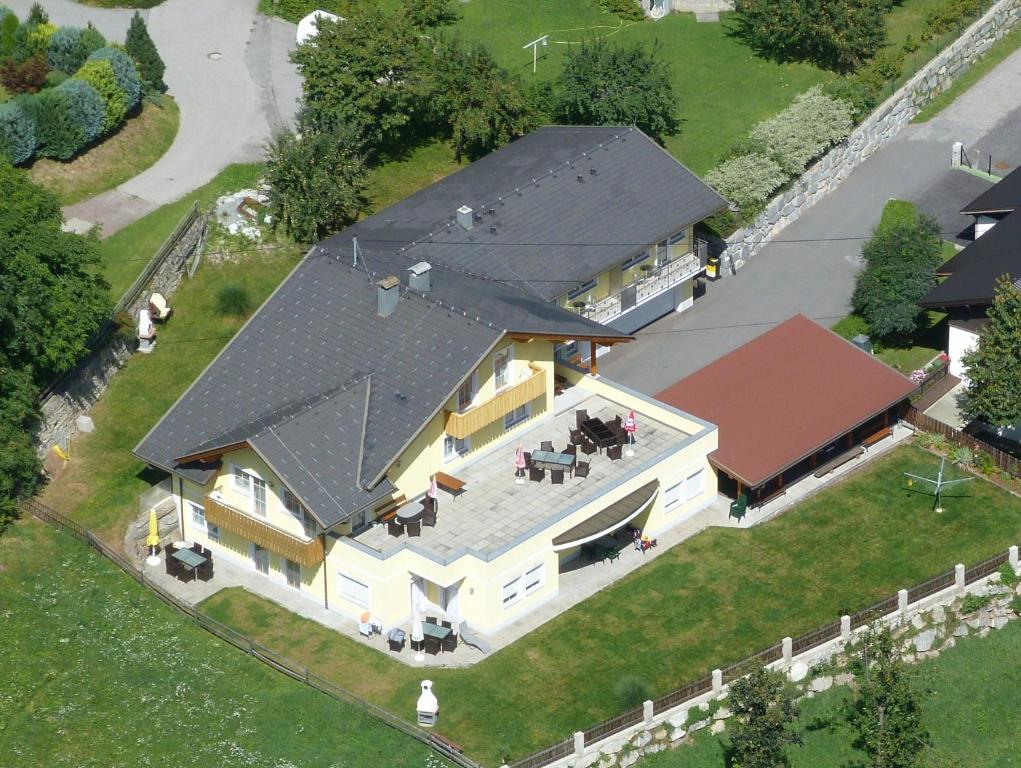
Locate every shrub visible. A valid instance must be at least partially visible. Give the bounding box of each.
[952,445,974,466]
[0,4,11,23]
[922,0,983,40]
[832,313,871,340]
[960,593,991,613]
[975,449,997,476]
[31,86,83,159]
[749,86,853,174]
[705,152,789,211]
[73,58,128,132]
[0,53,49,93]
[13,21,56,61]
[79,22,106,59]
[1011,595,1021,614]
[216,283,253,318]
[599,0,646,21]
[0,99,37,164]
[89,47,141,110]
[57,77,105,143]
[26,1,47,25]
[401,0,458,28]
[48,26,89,74]
[614,675,651,710]
[0,11,17,58]
[124,11,165,92]
[998,563,1019,588]
[272,0,344,24]
[825,48,907,120]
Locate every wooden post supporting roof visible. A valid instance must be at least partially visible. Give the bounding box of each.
[590,341,598,376]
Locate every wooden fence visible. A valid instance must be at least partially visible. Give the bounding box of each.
[21,498,483,768]
[903,406,1021,477]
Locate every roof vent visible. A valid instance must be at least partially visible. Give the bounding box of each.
[489,226,497,235]
[377,275,400,317]
[590,167,597,176]
[408,261,431,293]
[456,205,473,230]
[577,174,584,183]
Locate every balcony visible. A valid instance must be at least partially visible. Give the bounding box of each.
[583,246,705,326]
[444,365,546,440]
[204,493,324,567]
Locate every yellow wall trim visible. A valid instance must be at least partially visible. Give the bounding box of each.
[205,495,323,567]
[444,365,545,440]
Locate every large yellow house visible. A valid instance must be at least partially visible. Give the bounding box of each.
[134,126,725,636]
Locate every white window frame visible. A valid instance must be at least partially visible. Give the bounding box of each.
[207,522,221,543]
[664,477,685,512]
[251,476,267,517]
[524,563,544,596]
[252,543,270,574]
[338,572,370,608]
[685,468,705,501]
[494,346,514,391]
[284,559,302,590]
[232,465,252,495]
[504,402,531,430]
[187,500,207,531]
[283,487,318,537]
[456,372,478,413]
[443,434,471,462]
[622,249,651,270]
[501,576,523,608]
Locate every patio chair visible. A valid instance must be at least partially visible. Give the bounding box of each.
[164,555,177,576]
[441,620,451,628]
[612,415,623,430]
[387,628,406,652]
[576,409,588,427]
[523,451,532,469]
[422,507,437,527]
[442,632,457,653]
[569,428,583,445]
[197,561,214,582]
[148,292,172,322]
[564,444,576,457]
[550,469,565,485]
[574,460,591,478]
[607,444,623,461]
[424,635,442,655]
[191,542,202,553]
[541,440,554,452]
[406,520,422,537]
[729,494,748,523]
[387,519,404,537]
[529,466,545,483]
[425,616,437,625]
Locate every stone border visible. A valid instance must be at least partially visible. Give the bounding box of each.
[721,0,1021,272]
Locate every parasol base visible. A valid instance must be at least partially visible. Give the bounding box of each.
[625,448,635,457]
[414,652,425,663]
[514,477,525,485]
[145,555,162,567]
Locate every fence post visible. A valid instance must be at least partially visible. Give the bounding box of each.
[955,563,966,594]
[712,669,723,696]
[1010,545,1018,570]
[643,699,654,724]
[782,636,793,665]
[841,615,851,641]
[898,589,909,613]
[574,731,585,757]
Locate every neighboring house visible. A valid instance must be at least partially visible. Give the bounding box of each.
[921,168,1021,383]
[134,253,718,635]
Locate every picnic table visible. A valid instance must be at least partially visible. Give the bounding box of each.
[530,449,575,472]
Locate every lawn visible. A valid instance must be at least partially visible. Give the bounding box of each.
[200,445,1021,765]
[28,97,180,207]
[641,617,1021,767]
[873,310,948,374]
[0,517,443,768]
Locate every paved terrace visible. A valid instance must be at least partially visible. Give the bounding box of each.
[349,393,693,563]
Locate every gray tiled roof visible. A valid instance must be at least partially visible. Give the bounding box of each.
[134,252,503,527]
[961,166,1021,215]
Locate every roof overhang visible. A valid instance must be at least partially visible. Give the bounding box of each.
[175,440,250,465]
[506,331,634,345]
[552,480,659,550]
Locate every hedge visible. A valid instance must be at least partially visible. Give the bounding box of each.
[0,98,37,164]
[73,58,127,132]
[57,76,105,144]
[88,47,140,109]
[748,86,853,174]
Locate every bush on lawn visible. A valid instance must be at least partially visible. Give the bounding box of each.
[216,283,253,318]
[73,58,128,132]
[0,11,17,59]
[599,0,646,21]
[48,26,93,75]
[749,86,853,174]
[0,99,37,164]
[832,313,871,340]
[88,47,141,110]
[705,152,789,211]
[923,0,984,40]
[614,675,652,709]
[78,22,106,58]
[58,77,105,144]
[0,53,49,93]
[30,86,81,159]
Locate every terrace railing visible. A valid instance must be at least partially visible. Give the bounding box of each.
[584,247,704,326]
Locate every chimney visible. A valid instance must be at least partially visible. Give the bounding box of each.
[377,275,400,317]
[456,205,473,231]
[408,261,431,293]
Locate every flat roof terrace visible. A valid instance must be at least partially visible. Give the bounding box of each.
[348,393,694,565]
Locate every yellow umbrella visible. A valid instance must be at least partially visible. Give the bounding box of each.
[145,510,160,549]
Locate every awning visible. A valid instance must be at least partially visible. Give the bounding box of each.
[552,480,659,550]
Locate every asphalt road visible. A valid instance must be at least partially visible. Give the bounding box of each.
[7,0,303,235]
[600,45,1021,395]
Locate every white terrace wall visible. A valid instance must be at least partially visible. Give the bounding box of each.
[721,0,1021,272]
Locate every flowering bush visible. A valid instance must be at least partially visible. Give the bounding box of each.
[705,151,789,211]
[749,86,853,174]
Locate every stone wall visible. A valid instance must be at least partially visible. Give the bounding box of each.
[721,0,1021,272]
[35,211,209,456]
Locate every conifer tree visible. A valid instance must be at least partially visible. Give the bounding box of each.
[960,276,1021,427]
[124,11,165,92]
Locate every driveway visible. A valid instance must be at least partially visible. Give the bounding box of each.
[7,0,302,235]
[600,45,1021,395]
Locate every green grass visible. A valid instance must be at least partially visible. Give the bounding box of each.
[642,618,1021,767]
[366,140,461,211]
[28,98,180,207]
[40,247,303,541]
[914,24,1021,122]
[0,518,442,767]
[200,445,1021,765]
[97,163,265,302]
[874,310,948,373]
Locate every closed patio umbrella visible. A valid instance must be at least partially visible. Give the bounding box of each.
[411,614,426,663]
[624,409,637,457]
[514,446,526,484]
[145,510,161,566]
[427,475,438,507]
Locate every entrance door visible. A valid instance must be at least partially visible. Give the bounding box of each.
[253,544,270,574]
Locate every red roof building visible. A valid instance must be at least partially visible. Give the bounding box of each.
[656,315,917,502]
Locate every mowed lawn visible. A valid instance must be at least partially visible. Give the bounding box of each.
[642,616,1021,767]
[201,445,1021,765]
[0,519,443,768]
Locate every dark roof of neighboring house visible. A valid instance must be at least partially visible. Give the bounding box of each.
[134,253,506,528]
[922,209,1021,308]
[960,166,1021,215]
[320,125,728,303]
[655,315,916,489]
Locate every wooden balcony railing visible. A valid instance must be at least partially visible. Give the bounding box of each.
[444,365,546,440]
[204,494,324,567]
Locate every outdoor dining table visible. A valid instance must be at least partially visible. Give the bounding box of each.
[421,623,452,641]
[580,417,618,449]
[171,548,207,571]
[395,501,424,524]
[530,449,576,473]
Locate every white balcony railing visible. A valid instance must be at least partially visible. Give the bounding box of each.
[582,249,703,325]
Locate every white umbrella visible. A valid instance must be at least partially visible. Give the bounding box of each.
[411,614,425,663]
[624,409,637,457]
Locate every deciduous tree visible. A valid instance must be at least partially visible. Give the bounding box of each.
[959,276,1021,427]
[728,666,802,768]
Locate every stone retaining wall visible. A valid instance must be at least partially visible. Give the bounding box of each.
[36,212,209,456]
[722,0,1021,272]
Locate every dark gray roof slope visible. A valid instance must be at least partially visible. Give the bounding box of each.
[961,166,1021,215]
[134,252,503,527]
[922,209,1021,309]
[321,125,727,303]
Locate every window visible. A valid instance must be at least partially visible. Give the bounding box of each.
[504,403,530,430]
[253,544,269,574]
[456,373,477,412]
[567,278,597,301]
[494,347,513,390]
[654,240,667,265]
[502,576,522,608]
[285,559,302,589]
[233,466,251,494]
[524,563,544,596]
[188,501,206,531]
[443,434,470,461]
[283,488,318,537]
[349,508,369,532]
[664,478,684,511]
[207,523,221,543]
[622,250,651,270]
[251,476,267,517]
[339,572,370,608]
[685,469,705,501]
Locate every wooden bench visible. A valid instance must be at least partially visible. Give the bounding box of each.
[433,471,466,498]
[862,426,893,450]
[813,446,864,478]
[375,493,407,523]
[430,733,464,754]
